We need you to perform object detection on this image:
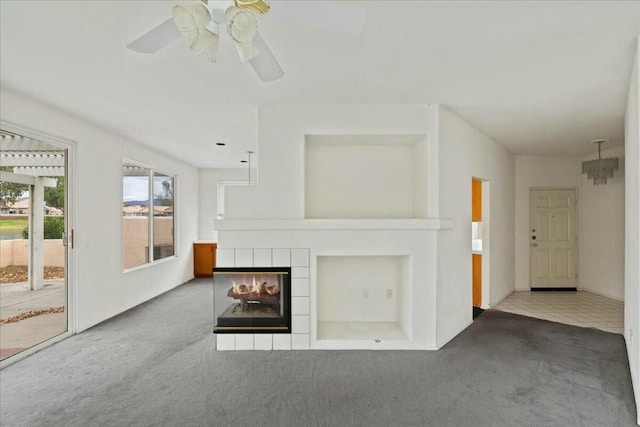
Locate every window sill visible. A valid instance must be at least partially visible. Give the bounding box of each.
[123,255,177,274]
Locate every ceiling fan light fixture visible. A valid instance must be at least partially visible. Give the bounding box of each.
[226,7,260,62]
[226,7,258,43]
[189,30,220,63]
[234,0,270,15]
[172,4,212,41]
[173,4,220,62]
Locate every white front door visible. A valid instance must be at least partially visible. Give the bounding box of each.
[530,189,577,288]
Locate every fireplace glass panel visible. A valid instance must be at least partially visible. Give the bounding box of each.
[213,267,291,333]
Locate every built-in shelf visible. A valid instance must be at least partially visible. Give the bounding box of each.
[215,219,453,231]
[305,134,428,219]
[317,321,408,341]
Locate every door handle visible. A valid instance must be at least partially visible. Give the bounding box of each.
[531,243,538,247]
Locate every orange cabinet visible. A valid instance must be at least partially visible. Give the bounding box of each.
[472,254,482,307]
[472,179,482,222]
[194,243,217,277]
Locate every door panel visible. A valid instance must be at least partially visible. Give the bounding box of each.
[530,189,577,288]
[556,212,570,241]
[535,211,551,240]
[556,249,571,279]
[535,249,551,278]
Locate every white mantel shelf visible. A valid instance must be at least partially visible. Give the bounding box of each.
[215,219,453,231]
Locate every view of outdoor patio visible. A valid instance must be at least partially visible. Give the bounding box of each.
[0,136,175,361]
[0,216,66,360]
[1,133,68,361]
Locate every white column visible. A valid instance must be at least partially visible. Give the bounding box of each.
[29,177,45,290]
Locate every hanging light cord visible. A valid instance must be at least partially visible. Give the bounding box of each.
[597,141,602,159]
[247,150,253,186]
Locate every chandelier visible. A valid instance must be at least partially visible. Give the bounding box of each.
[582,139,619,185]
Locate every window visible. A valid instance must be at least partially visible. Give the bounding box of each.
[123,162,175,269]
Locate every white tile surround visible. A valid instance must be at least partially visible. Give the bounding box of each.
[215,248,310,351]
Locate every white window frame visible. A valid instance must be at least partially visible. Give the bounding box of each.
[122,159,177,272]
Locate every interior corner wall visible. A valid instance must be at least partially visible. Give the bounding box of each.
[198,168,248,241]
[580,146,625,301]
[624,37,640,426]
[514,155,582,290]
[436,106,515,347]
[0,87,199,332]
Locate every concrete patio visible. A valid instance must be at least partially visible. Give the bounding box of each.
[0,279,66,359]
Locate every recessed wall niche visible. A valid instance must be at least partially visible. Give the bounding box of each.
[317,255,411,342]
[304,134,428,219]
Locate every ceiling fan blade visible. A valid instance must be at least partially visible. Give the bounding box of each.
[267,1,366,36]
[126,17,182,53]
[249,31,284,82]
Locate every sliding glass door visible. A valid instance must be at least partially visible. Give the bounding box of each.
[0,130,69,361]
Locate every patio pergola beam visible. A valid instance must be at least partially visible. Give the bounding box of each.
[12,167,65,177]
[0,154,64,167]
[0,171,56,187]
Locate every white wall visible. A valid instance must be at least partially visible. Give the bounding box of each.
[0,87,199,332]
[198,168,248,241]
[514,155,582,290]
[580,146,625,300]
[225,105,435,219]
[436,106,515,346]
[624,38,640,426]
[305,138,420,219]
[317,256,402,322]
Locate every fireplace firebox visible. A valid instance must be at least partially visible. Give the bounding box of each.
[213,267,291,334]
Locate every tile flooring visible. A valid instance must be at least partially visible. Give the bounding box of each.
[494,290,624,334]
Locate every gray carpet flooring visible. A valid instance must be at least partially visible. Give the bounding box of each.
[0,278,636,426]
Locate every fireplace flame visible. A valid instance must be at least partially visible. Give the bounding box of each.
[230,276,279,296]
[252,276,263,294]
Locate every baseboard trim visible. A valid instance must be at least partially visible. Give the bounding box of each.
[578,288,624,302]
[489,290,514,308]
[531,287,577,291]
[436,319,474,349]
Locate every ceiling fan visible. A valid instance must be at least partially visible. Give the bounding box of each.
[126,0,367,83]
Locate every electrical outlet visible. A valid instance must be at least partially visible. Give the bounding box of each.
[386,289,392,299]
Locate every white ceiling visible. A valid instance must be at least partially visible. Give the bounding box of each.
[1,1,639,168]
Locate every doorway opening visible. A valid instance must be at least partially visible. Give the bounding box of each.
[0,128,73,363]
[471,178,490,319]
[496,187,622,334]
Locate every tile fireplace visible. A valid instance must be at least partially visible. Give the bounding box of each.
[213,267,292,334]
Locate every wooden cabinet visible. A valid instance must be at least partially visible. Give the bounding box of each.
[194,243,217,277]
[472,179,482,222]
[472,254,482,307]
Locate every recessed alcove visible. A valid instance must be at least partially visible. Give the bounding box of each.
[316,255,411,343]
[305,135,427,219]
